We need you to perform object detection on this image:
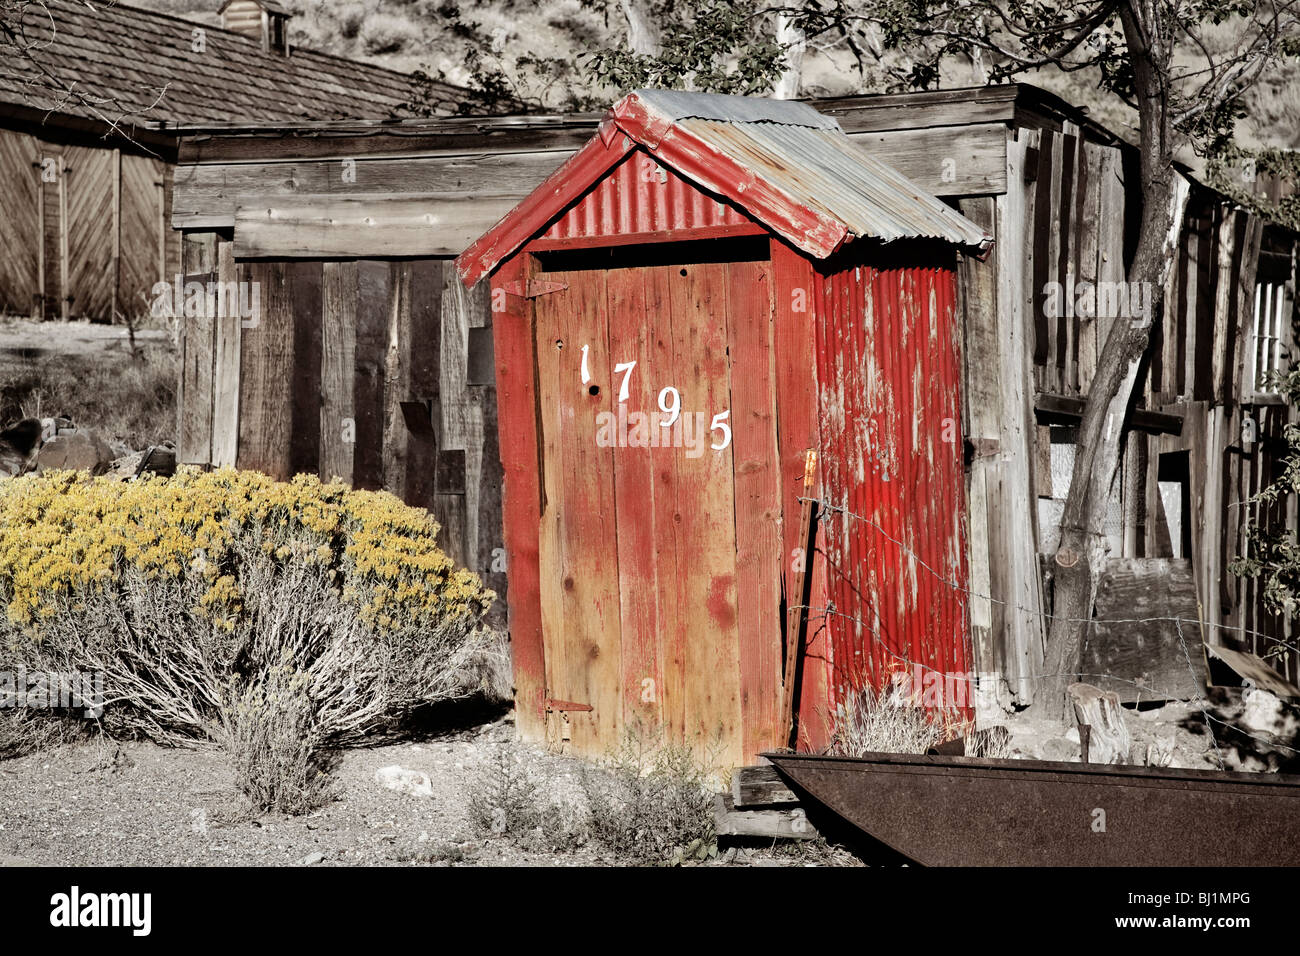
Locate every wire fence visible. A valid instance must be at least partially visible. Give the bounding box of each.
[793,494,1300,765]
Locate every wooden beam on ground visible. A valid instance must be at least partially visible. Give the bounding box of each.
[731,765,800,808]
[713,794,819,841]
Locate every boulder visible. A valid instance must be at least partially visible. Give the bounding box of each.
[0,418,45,476]
[35,430,115,476]
[374,765,433,798]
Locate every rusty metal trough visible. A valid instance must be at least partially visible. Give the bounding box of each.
[763,751,1300,866]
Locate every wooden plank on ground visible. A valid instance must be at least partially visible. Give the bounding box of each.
[1206,645,1300,699]
[732,765,800,808]
[713,793,818,840]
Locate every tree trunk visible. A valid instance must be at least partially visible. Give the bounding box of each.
[772,13,806,99]
[1029,1,1191,722]
[620,0,661,56]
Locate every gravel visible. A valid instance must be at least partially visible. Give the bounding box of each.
[0,714,847,867]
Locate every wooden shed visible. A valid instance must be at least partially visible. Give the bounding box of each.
[455,90,992,766]
[0,0,464,321]
[171,84,1300,741]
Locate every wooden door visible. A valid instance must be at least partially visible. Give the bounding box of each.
[533,251,780,767]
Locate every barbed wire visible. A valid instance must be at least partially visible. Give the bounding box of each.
[799,494,1300,660]
[788,491,1300,763]
[793,601,1298,760]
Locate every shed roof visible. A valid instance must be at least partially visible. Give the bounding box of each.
[456,89,994,286]
[0,0,465,129]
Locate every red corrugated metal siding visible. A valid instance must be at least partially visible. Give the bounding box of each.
[814,249,972,714]
[539,148,752,241]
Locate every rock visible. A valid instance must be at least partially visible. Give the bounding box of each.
[35,429,115,476]
[1040,737,1077,762]
[374,765,434,798]
[1064,727,1080,744]
[300,851,324,866]
[0,418,45,476]
[1241,687,1286,734]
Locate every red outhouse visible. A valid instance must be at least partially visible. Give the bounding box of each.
[457,90,993,767]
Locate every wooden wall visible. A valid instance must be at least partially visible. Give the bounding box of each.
[960,118,1299,702]
[177,234,505,609]
[0,125,179,321]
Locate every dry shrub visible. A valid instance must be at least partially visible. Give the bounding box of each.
[0,469,493,809]
[466,752,584,852]
[581,725,716,864]
[0,708,88,760]
[360,11,421,54]
[0,351,176,450]
[221,657,336,814]
[826,682,968,757]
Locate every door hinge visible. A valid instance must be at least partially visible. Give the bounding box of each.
[546,698,593,713]
[499,279,568,299]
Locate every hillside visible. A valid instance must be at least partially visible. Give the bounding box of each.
[131,1,1300,156]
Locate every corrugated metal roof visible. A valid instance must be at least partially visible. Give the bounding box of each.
[632,89,840,130]
[625,90,992,253]
[680,118,992,249]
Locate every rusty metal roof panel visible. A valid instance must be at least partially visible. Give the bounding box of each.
[631,88,841,130]
[675,115,992,251]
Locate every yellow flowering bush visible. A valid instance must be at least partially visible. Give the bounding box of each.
[0,468,495,752]
[0,468,490,632]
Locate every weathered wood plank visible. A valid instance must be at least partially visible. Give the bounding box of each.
[1082,558,1209,703]
[769,242,831,749]
[210,239,241,468]
[646,264,686,748]
[352,260,390,491]
[177,232,218,467]
[993,131,1046,704]
[671,260,743,768]
[233,197,521,259]
[534,267,623,755]
[732,764,800,808]
[173,126,1007,232]
[236,260,294,479]
[490,256,546,739]
[319,261,358,484]
[289,261,323,477]
[726,258,782,761]
[957,197,1000,688]
[604,265,663,735]
[404,260,443,513]
[173,153,571,229]
[713,793,819,840]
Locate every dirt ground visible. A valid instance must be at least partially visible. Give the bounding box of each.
[0,318,170,368]
[0,712,853,868]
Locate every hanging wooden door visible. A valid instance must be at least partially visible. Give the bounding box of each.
[532,251,781,766]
